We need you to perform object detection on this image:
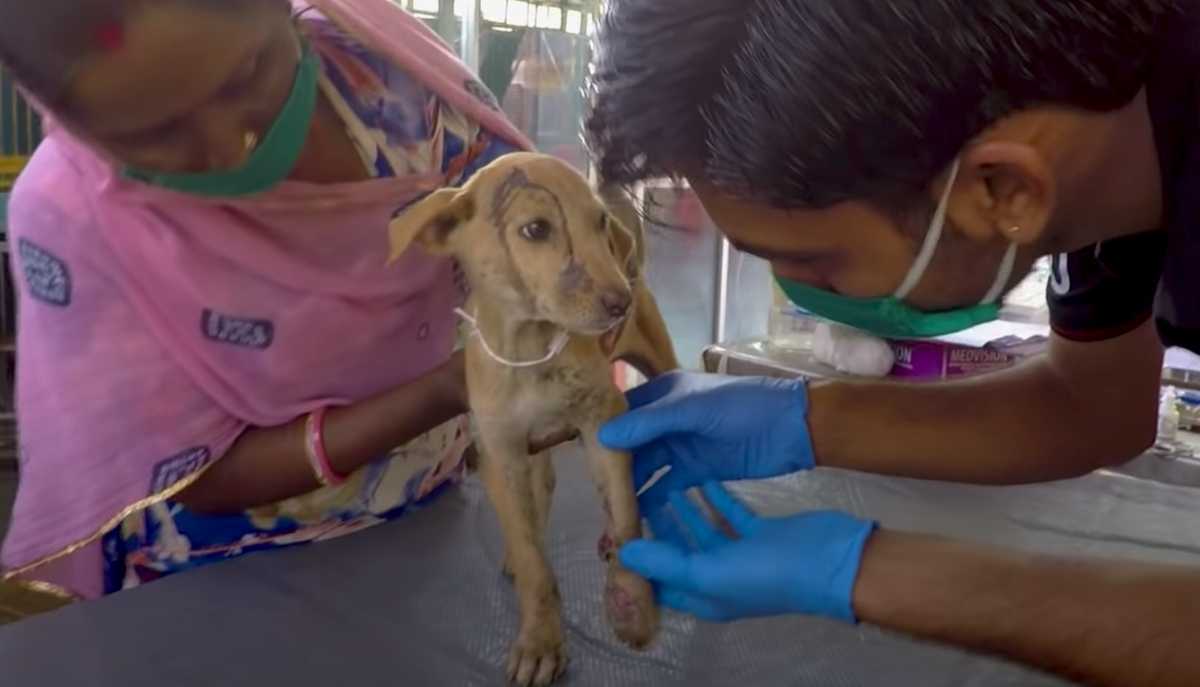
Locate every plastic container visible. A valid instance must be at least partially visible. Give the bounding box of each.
[1157,386,1181,452]
[766,281,818,353]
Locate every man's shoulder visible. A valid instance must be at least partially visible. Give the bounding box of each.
[1047,232,1167,343]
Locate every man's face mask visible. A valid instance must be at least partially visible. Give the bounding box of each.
[122,45,319,198]
[776,159,1018,340]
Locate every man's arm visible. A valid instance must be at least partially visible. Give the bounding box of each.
[619,482,1199,687]
[854,530,1200,687]
[808,319,1164,483]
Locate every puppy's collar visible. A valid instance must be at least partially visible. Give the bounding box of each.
[456,308,570,368]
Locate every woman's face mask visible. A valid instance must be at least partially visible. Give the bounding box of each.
[776,159,1019,340]
[122,44,319,198]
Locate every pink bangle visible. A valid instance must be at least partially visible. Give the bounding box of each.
[304,407,347,487]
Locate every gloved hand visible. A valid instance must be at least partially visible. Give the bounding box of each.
[620,482,876,623]
[599,371,814,515]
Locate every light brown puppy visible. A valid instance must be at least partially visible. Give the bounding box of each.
[389,152,679,686]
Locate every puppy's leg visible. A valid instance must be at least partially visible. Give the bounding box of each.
[531,450,556,537]
[581,395,660,650]
[615,286,679,378]
[477,429,567,687]
[503,450,555,578]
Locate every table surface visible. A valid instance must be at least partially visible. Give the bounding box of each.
[4,445,1200,687]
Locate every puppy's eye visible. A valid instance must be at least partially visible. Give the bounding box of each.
[519,220,552,242]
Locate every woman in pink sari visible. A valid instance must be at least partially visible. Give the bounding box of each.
[0,0,532,601]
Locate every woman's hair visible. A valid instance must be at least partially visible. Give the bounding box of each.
[586,0,1181,210]
[0,0,288,107]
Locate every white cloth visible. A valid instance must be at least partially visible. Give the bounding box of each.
[812,322,895,377]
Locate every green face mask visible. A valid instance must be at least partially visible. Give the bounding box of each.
[775,159,1019,340]
[123,46,320,198]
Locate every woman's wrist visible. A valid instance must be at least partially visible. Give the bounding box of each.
[304,408,348,487]
[321,356,465,476]
[437,349,469,415]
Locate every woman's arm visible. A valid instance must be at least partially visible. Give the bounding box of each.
[178,350,575,513]
[177,351,467,514]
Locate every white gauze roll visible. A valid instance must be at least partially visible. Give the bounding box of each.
[811,321,896,377]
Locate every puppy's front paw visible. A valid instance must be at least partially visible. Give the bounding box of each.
[605,565,659,650]
[507,622,567,687]
[597,531,616,561]
[501,550,515,579]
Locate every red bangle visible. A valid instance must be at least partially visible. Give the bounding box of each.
[304,407,347,487]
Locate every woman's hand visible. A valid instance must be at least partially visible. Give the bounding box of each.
[440,349,469,415]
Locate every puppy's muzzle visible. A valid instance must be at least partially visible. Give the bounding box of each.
[600,289,632,319]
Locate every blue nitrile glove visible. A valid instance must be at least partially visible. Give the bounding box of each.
[599,371,814,517]
[620,482,876,623]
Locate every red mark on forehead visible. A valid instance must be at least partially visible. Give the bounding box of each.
[93,22,125,52]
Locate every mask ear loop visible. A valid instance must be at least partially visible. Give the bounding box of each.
[980,242,1019,305]
[893,158,962,301]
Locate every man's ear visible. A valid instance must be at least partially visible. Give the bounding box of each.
[387,188,476,263]
[948,142,1055,247]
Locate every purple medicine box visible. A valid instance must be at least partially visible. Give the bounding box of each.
[888,335,1047,380]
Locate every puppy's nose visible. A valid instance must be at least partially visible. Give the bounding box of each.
[601,290,632,318]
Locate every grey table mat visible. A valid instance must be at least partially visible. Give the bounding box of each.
[4,445,1199,687]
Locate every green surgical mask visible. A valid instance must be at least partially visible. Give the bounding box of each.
[776,159,1019,340]
[123,45,320,198]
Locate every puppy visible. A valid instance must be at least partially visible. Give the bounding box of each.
[389,152,678,686]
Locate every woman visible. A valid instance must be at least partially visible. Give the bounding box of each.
[0,0,532,600]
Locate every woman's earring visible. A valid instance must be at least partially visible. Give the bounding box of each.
[243,131,260,153]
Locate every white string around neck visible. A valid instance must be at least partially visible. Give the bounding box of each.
[455,308,571,368]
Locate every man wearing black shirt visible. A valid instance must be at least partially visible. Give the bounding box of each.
[588,2,1200,684]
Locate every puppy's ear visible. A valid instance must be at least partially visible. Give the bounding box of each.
[599,184,646,270]
[388,188,476,263]
[606,214,641,282]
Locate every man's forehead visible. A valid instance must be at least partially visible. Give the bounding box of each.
[692,183,920,271]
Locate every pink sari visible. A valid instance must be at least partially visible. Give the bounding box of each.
[1,0,532,599]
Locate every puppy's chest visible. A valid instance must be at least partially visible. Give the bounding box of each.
[502,363,612,425]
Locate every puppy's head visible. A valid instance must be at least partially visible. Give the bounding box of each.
[389,152,636,334]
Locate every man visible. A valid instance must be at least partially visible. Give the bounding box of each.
[587,1,1200,685]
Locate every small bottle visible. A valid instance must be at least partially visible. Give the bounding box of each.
[767,282,816,353]
[1156,385,1181,453]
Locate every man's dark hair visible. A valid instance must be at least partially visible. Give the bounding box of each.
[586,0,1180,210]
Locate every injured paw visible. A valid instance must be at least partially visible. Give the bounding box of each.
[604,565,659,650]
[596,532,616,562]
[507,623,568,687]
